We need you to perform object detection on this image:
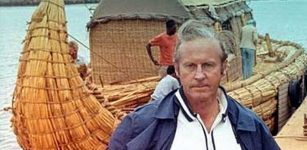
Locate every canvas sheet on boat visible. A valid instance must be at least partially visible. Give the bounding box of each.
[92,0,189,21]
[182,0,236,6]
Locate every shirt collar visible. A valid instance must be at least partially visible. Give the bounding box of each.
[154,89,180,120]
[175,87,228,122]
[175,88,195,121]
[154,86,257,132]
[217,88,228,118]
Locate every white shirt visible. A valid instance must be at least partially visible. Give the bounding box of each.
[151,75,180,101]
[240,24,258,50]
[170,89,241,150]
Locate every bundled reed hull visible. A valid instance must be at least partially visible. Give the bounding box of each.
[11,0,117,149]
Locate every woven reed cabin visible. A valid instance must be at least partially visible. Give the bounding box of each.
[87,0,253,84]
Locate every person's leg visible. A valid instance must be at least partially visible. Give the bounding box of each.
[246,48,254,78]
[249,49,255,77]
[241,48,248,79]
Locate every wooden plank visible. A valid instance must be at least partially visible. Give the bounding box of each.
[275,97,307,149]
[277,83,292,131]
[275,138,307,150]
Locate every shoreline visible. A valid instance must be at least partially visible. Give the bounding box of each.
[0,0,99,7]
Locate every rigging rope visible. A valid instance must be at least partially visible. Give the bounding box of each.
[68,33,151,88]
[82,1,94,16]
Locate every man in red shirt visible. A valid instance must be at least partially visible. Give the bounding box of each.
[146,19,177,77]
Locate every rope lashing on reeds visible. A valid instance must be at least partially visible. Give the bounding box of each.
[18,74,81,79]
[21,48,70,54]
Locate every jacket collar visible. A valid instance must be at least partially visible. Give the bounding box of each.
[154,89,180,120]
[224,87,256,132]
[154,86,256,132]
[175,88,196,122]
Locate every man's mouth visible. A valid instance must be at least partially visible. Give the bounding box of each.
[192,84,209,88]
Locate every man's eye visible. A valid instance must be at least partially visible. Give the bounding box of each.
[183,64,195,70]
[204,63,213,67]
[202,63,215,70]
[187,64,194,67]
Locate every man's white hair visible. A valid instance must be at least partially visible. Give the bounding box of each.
[174,19,227,63]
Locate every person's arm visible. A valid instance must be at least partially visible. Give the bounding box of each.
[247,109,280,150]
[146,43,159,65]
[258,121,280,150]
[108,115,134,150]
[159,77,180,98]
[240,28,243,43]
[172,78,180,89]
[253,29,258,48]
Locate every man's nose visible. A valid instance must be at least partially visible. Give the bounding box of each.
[194,65,206,80]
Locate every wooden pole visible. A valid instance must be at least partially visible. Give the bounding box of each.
[304,114,307,136]
[214,22,222,32]
[265,33,274,57]
[240,14,246,25]
[99,75,104,88]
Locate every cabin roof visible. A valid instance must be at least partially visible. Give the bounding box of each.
[182,0,240,6]
[91,0,189,24]
[88,0,251,28]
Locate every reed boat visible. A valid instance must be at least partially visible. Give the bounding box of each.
[11,0,307,149]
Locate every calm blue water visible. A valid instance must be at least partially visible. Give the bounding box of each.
[0,1,306,149]
[249,0,307,48]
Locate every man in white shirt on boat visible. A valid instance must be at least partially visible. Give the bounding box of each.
[151,65,180,101]
[240,19,258,79]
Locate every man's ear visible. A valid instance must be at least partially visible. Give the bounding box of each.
[174,63,180,77]
[221,60,228,76]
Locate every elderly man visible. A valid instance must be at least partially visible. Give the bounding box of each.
[240,19,258,79]
[109,20,279,150]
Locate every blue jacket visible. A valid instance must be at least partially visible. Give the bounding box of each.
[109,88,280,150]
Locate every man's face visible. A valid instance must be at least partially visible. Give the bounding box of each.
[69,46,77,60]
[167,26,177,36]
[175,38,226,102]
